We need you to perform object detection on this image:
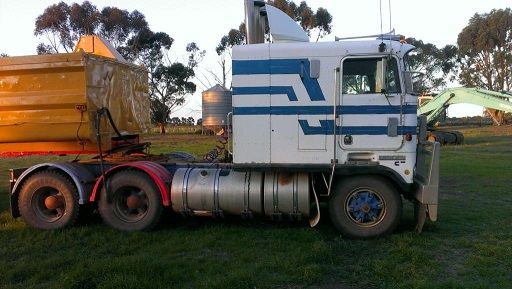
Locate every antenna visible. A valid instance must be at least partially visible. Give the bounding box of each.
[334,0,398,43]
[378,0,386,52]
[379,0,383,39]
[388,0,393,53]
[389,0,392,34]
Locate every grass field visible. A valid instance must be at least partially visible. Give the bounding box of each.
[1,126,511,289]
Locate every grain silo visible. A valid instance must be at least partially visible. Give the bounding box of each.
[202,84,232,134]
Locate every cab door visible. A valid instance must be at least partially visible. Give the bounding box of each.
[338,56,408,151]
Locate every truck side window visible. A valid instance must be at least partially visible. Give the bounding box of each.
[342,57,401,94]
[342,58,377,94]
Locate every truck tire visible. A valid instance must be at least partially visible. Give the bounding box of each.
[99,170,163,231]
[18,171,79,230]
[329,176,402,239]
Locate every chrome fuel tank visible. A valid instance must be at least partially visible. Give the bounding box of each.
[264,172,310,218]
[170,168,310,218]
[170,168,263,216]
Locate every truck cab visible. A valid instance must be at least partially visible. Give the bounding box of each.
[233,40,418,183]
[232,0,439,236]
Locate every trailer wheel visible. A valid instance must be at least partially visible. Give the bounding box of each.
[99,170,163,231]
[18,171,79,230]
[329,176,402,239]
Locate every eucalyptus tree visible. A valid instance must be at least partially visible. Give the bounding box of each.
[457,8,512,123]
[405,38,458,94]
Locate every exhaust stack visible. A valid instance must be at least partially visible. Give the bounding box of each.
[244,0,266,44]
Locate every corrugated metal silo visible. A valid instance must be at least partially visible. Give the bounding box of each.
[202,84,232,134]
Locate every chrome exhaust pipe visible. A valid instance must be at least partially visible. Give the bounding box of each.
[244,0,266,44]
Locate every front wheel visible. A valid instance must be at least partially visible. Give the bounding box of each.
[329,176,402,239]
[99,170,163,231]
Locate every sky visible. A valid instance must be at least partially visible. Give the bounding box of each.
[1,0,511,119]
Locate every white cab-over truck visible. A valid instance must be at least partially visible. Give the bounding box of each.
[6,0,439,238]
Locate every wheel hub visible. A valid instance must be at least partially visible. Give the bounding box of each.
[126,195,142,209]
[346,190,385,226]
[44,195,63,210]
[361,203,371,213]
[112,187,149,223]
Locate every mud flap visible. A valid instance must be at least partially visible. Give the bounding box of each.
[413,136,440,233]
[414,202,427,233]
[415,202,439,233]
[427,204,438,221]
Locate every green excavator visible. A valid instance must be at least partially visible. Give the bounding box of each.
[417,87,512,144]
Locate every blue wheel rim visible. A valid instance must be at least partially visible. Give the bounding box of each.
[345,189,386,227]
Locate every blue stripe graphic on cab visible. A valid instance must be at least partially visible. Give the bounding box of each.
[232,105,417,115]
[298,120,417,135]
[232,86,298,101]
[232,59,325,101]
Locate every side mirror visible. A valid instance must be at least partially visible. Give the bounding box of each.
[403,71,414,94]
[403,70,424,94]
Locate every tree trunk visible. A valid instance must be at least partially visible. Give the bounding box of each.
[222,59,226,88]
[157,122,166,134]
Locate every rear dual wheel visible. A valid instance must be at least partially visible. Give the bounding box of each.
[99,171,163,231]
[329,176,402,239]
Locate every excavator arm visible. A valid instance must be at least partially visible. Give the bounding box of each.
[417,87,512,126]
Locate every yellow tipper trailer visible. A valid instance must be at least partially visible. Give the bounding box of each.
[0,36,150,156]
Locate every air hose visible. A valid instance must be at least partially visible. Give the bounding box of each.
[203,134,229,162]
[95,107,134,201]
